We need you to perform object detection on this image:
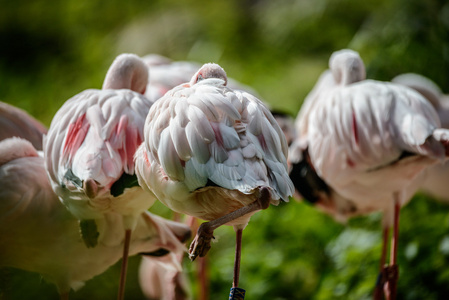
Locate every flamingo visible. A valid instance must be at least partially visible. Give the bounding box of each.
[289,49,449,300]
[43,53,157,299]
[0,101,47,149]
[135,63,294,295]
[142,54,280,298]
[0,137,191,299]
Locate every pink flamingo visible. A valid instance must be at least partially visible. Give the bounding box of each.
[289,49,449,300]
[135,63,294,295]
[0,101,47,149]
[142,54,276,298]
[43,53,157,300]
[0,137,191,299]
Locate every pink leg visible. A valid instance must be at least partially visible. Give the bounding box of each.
[118,229,131,300]
[189,188,270,261]
[198,256,209,300]
[374,226,390,300]
[186,216,209,300]
[385,200,400,300]
[233,229,243,288]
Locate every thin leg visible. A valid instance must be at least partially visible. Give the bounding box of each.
[390,200,400,268]
[380,226,389,273]
[385,199,400,300]
[199,256,209,300]
[189,188,270,261]
[187,216,209,300]
[118,229,132,300]
[374,226,390,300]
[233,229,243,288]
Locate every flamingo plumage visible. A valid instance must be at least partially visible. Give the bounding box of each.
[43,53,157,299]
[289,49,449,300]
[0,101,47,150]
[135,63,294,292]
[0,137,191,299]
[392,73,449,129]
[392,73,449,203]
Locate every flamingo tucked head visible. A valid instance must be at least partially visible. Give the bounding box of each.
[329,49,366,86]
[102,53,149,95]
[189,63,228,86]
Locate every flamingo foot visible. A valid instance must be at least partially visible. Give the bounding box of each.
[189,223,214,261]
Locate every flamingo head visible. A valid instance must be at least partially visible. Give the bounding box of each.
[329,49,366,86]
[189,63,228,86]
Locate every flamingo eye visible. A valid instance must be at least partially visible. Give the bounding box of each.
[197,74,204,82]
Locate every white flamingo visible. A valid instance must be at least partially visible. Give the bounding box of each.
[0,101,47,149]
[142,55,287,297]
[0,137,191,300]
[135,63,294,293]
[43,53,157,299]
[289,49,449,300]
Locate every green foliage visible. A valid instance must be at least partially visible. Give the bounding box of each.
[2,0,449,299]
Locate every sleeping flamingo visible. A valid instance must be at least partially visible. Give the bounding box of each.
[0,137,191,299]
[135,63,294,295]
[142,54,285,297]
[289,49,449,300]
[43,53,157,299]
[0,101,47,149]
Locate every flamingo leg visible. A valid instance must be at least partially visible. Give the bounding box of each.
[118,229,132,300]
[233,229,243,288]
[198,256,209,300]
[385,199,400,300]
[187,216,210,300]
[374,226,390,300]
[189,187,270,261]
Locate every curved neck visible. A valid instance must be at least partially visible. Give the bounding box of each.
[102,54,149,94]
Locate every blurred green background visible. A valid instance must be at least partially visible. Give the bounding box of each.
[1,0,449,299]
